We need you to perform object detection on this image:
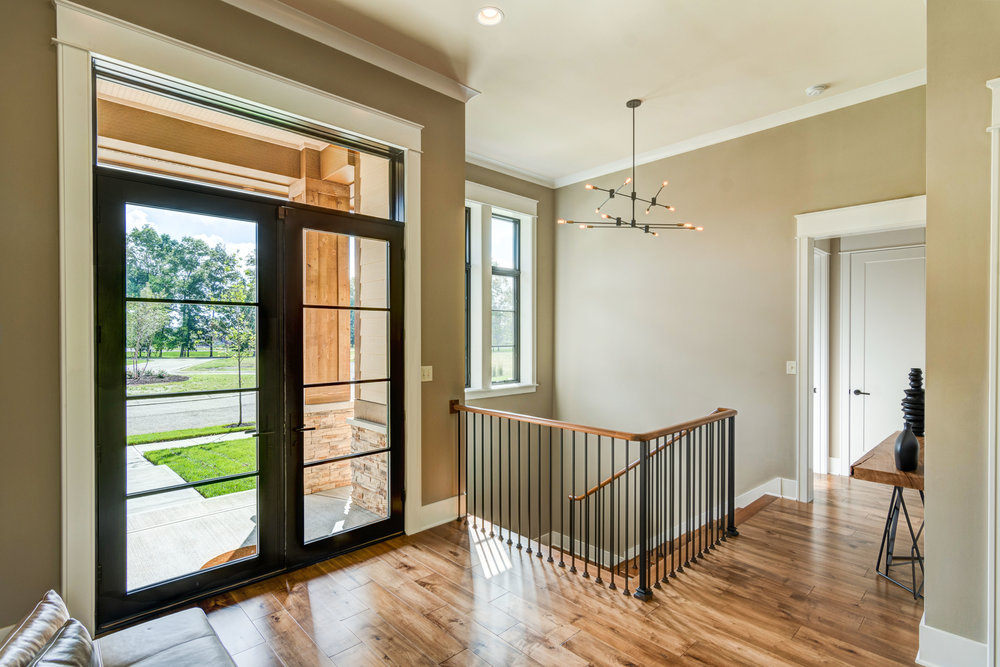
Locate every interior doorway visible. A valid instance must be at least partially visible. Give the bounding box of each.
[794,196,926,502]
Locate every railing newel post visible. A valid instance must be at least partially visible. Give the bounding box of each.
[633,438,653,600]
[726,415,739,538]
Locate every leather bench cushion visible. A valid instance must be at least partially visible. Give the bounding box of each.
[94,609,233,667]
[28,620,92,667]
[0,590,71,667]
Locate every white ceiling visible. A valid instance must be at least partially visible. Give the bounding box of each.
[275,0,926,186]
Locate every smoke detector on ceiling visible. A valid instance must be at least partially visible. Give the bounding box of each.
[805,84,829,97]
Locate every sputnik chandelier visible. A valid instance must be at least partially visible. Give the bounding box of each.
[557,99,703,237]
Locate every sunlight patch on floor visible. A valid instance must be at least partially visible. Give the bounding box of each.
[468,523,512,578]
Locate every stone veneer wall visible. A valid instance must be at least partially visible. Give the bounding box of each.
[302,404,353,495]
[350,424,388,517]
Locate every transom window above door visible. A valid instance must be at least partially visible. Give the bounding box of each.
[94,59,400,219]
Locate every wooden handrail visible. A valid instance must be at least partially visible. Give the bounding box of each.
[450,400,736,443]
[569,430,688,501]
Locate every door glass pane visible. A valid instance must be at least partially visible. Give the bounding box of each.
[126,204,257,302]
[303,453,389,543]
[301,227,390,543]
[127,480,258,591]
[126,303,257,396]
[121,202,261,591]
[303,230,388,308]
[303,309,387,386]
[303,381,390,465]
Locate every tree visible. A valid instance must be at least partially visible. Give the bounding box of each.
[220,272,256,425]
[126,286,169,379]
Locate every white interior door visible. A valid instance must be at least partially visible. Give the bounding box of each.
[848,246,926,463]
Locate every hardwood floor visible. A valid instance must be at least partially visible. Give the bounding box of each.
[200,475,924,666]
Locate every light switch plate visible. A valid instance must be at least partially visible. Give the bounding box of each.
[421,366,433,382]
[786,361,797,375]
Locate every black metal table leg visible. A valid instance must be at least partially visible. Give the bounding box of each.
[875,485,924,599]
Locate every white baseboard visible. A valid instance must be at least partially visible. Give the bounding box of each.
[828,457,843,475]
[916,613,988,666]
[408,495,461,534]
[735,476,798,509]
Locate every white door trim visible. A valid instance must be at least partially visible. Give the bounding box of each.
[56,1,423,631]
[794,195,926,503]
[812,247,830,475]
[986,75,1000,667]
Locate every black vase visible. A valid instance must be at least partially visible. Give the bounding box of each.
[901,368,925,437]
[894,423,920,472]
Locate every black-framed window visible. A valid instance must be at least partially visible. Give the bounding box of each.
[490,214,519,384]
[465,207,472,388]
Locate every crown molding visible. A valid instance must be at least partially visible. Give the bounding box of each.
[466,152,556,189]
[218,0,480,103]
[553,69,927,188]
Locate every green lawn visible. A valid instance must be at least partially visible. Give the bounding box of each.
[186,357,257,371]
[127,424,254,446]
[127,372,256,396]
[143,438,257,498]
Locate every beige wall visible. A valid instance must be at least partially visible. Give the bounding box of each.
[554,88,925,495]
[0,0,465,625]
[924,0,1000,643]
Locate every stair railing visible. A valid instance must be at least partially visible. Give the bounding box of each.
[449,400,738,599]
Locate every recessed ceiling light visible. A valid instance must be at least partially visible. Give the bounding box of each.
[806,84,829,97]
[477,6,504,25]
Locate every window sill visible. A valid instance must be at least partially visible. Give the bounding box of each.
[464,383,538,399]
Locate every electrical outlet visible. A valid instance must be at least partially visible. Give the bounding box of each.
[420,366,433,382]
[786,361,797,375]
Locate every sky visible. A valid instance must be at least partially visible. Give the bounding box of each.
[126,204,257,260]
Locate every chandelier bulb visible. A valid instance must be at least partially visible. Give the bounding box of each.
[601,213,610,219]
[624,177,632,185]
[668,206,676,212]
[683,223,693,228]
[557,219,567,224]
[653,232,659,237]
[695,226,704,231]
[579,224,588,229]
[585,184,594,190]
[662,180,669,187]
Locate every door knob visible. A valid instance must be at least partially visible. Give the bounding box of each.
[294,425,316,432]
[853,389,870,396]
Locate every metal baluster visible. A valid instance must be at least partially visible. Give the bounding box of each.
[548,427,554,563]
[697,425,703,558]
[526,425,533,555]
[583,434,590,578]
[517,422,523,549]
[623,440,630,595]
[537,424,543,559]
[480,414,486,533]
[727,416,739,538]
[471,413,477,531]
[610,439,618,591]
[684,429,691,569]
[657,435,665,586]
[595,435,603,584]
[670,432,676,577]
[570,431,577,573]
[507,419,513,545]
[497,417,504,542]
[559,429,566,567]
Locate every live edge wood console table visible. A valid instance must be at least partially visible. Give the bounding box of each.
[850,431,925,599]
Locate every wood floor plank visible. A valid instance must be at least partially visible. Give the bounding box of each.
[253,609,334,667]
[204,475,921,666]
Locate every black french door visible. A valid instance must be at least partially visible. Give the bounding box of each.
[94,168,404,631]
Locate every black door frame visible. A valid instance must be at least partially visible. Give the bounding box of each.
[281,206,406,564]
[94,167,406,631]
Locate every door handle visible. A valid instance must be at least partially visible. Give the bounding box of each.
[244,430,274,437]
[294,425,316,432]
[853,389,871,396]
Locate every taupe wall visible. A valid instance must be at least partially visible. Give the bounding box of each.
[554,88,925,495]
[0,0,465,625]
[924,0,1000,643]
